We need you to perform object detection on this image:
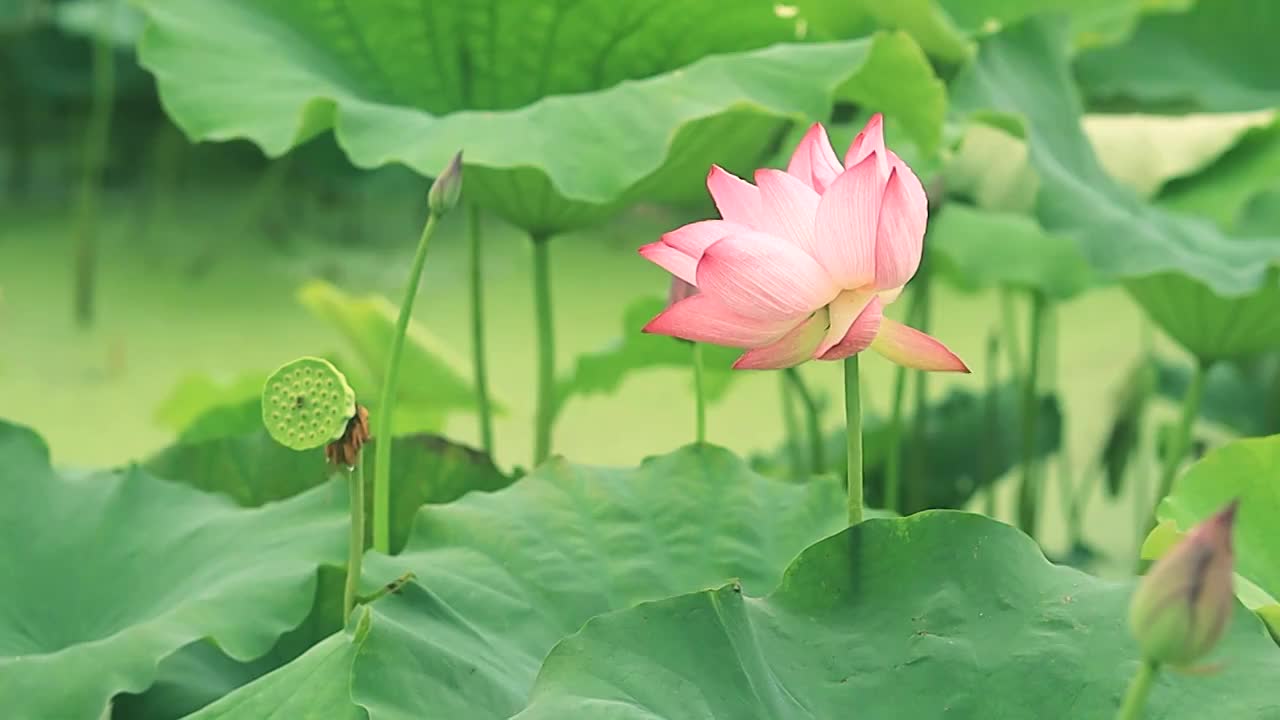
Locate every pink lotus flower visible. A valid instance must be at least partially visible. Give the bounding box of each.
[640,115,968,373]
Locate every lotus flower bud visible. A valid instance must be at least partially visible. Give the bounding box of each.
[428,152,463,217]
[1129,500,1238,667]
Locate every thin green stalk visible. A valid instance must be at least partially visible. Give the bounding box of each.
[779,374,806,476]
[904,271,933,512]
[692,343,707,444]
[372,212,441,553]
[883,285,925,513]
[1015,291,1047,537]
[981,331,1000,518]
[784,367,825,474]
[1044,303,1078,546]
[883,364,909,514]
[1,49,31,197]
[1145,359,1210,536]
[343,456,365,624]
[999,288,1024,383]
[1115,660,1160,720]
[468,202,495,455]
[73,4,117,327]
[844,355,864,525]
[532,235,556,465]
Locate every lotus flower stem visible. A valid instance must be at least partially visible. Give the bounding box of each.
[692,343,707,444]
[981,331,1000,518]
[1145,359,1210,537]
[343,455,365,624]
[532,235,556,465]
[372,212,442,553]
[1015,291,1047,537]
[844,355,864,525]
[468,202,495,455]
[72,1,117,328]
[784,368,825,474]
[1115,660,1159,720]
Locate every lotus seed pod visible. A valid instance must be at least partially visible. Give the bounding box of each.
[261,357,357,451]
[1129,500,1238,667]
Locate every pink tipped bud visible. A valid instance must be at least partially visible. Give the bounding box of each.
[668,277,698,306]
[428,151,463,217]
[1129,500,1238,667]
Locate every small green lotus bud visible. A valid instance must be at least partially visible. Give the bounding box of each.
[428,151,463,217]
[262,357,357,451]
[1129,500,1238,667]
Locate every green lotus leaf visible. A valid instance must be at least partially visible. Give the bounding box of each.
[950,18,1280,362]
[0,421,347,719]
[516,512,1280,719]
[1126,269,1280,362]
[1154,355,1280,438]
[930,205,1095,300]
[951,17,1280,297]
[153,371,266,439]
[944,122,1039,213]
[186,445,848,718]
[185,614,367,720]
[114,567,346,720]
[146,429,513,553]
[54,0,143,48]
[1158,120,1280,230]
[134,0,948,233]
[297,280,490,424]
[555,297,740,415]
[1077,0,1280,112]
[1238,189,1280,236]
[1084,111,1274,199]
[1152,435,1280,620]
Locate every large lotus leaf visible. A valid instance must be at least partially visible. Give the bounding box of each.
[153,371,266,440]
[0,421,347,719]
[1152,435,1280,615]
[1076,0,1280,112]
[114,567,346,720]
[185,617,367,720]
[515,512,1280,719]
[1159,120,1280,230]
[1238,189,1280,236]
[950,19,1280,364]
[794,0,1133,63]
[146,430,513,553]
[943,122,1039,213]
[1154,355,1280,438]
[193,445,848,718]
[929,205,1094,300]
[297,280,487,423]
[1126,269,1280,362]
[555,297,740,415]
[1083,111,1274,199]
[54,0,143,48]
[134,0,947,233]
[951,18,1280,297]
